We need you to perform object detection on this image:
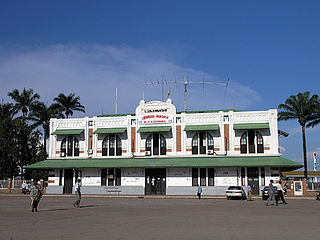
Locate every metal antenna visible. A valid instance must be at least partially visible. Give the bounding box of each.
[143,75,227,111]
[115,88,118,114]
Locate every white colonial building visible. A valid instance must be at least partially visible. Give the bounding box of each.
[26,99,301,195]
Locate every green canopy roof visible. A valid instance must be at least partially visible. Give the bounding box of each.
[51,129,84,135]
[184,124,219,131]
[93,128,127,134]
[25,156,302,169]
[233,123,270,130]
[137,126,172,133]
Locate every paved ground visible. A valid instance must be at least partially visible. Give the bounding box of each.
[0,195,319,240]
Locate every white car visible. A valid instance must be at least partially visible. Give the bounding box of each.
[226,186,247,200]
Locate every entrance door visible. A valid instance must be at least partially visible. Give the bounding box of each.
[63,169,73,194]
[153,133,159,155]
[247,167,259,195]
[145,168,166,195]
[294,181,303,196]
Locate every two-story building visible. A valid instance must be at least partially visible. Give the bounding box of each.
[26,99,302,195]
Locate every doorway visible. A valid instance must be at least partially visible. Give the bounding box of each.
[145,168,166,195]
[247,167,259,195]
[63,169,73,194]
[294,181,303,196]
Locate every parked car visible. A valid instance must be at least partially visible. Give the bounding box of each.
[261,186,278,200]
[226,186,247,200]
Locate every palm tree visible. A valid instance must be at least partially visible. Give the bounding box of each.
[29,102,63,154]
[278,92,320,179]
[53,93,85,118]
[8,88,40,120]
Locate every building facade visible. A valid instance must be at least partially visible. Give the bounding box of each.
[27,99,301,195]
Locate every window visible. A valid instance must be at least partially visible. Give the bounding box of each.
[208,168,215,186]
[101,168,121,186]
[145,133,166,156]
[200,168,206,186]
[192,132,214,155]
[192,168,198,186]
[240,131,264,154]
[102,135,122,156]
[60,136,79,157]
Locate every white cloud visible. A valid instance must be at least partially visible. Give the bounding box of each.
[0,44,261,116]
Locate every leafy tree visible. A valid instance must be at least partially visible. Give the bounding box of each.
[8,88,40,120]
[278,92,320,179]
[53,93,85,118]
[29,102,63,154]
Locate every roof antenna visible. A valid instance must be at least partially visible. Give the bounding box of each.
[115,88,118,114]
[224,78,230,106]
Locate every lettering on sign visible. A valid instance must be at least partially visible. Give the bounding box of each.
[139,114,172,124]
[144,109,168,113]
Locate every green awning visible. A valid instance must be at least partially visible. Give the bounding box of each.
[51,129,84,135]
[25,156,302,169]
[184,124,219,131]
[93,128,127,134]
[137,126,172,133]
[233,123,270,130]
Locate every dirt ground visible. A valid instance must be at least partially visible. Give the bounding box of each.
[0,195,319,240]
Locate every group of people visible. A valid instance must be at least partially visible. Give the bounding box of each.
[196,180,288,205]
[266,180,288,206]
[28,178,82,212]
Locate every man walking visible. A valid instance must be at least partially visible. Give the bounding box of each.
[266,180,278,206]
[73,179,81,208]
[197,184,202,200]
[247,185,253,201]
[275,180,287,204]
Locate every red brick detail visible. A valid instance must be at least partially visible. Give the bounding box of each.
[122,150,127,153]
[88,129,93,150]
[167,149,172,152]
[224,124,230,151]
[214,148,220,151]
[80,151,85,154]
[176,125,182,152]
[140,149,145,153]
[48,180,55,183]
[264,147,270,150]
[234,148,240,151]
[186,148,192,152]
[97,150,102,153]
[131,127,136,153]
[56,151,60,154]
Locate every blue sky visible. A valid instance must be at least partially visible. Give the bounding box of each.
[0,0,320,169]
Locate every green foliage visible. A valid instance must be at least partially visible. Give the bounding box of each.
[53,93,85,118]
[1,88,86,180]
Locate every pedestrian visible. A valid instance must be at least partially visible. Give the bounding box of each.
[73,179,81,208]
[275,180,287,205]
[266,180,278,206]
[197,184,202,200]
[247,185,253,201]
[29,179,42,212]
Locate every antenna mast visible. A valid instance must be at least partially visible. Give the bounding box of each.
[144,74,229,111]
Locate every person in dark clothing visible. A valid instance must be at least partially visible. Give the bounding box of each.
[275,180,287,204]
[266,180,278,206]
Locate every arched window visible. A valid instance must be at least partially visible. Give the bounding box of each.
[116,136,122,156]
[256,132,264,153]
[60,136,79,157]
[74,137,79,156]
[61,138,67,155]
[146,135,152,155]
[192,133,199,154]
[145,134,166,156]
[102,135,122,156]
[207,133,214,150]
[160,134,166,155]
[102,137,108,156]
[240,133,247,154]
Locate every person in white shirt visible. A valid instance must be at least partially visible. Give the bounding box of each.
[274,180,287,205]
[73,179,81,208]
